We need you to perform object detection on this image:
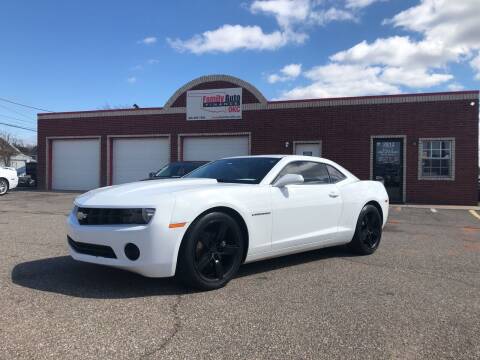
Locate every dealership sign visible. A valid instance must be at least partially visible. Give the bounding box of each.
[186,88,242,120]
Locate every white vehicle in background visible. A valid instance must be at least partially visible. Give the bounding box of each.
[0,166,19,195]
[67,155,389,290]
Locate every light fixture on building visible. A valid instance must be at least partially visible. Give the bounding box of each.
[470,101,476,106]
[285,141,290,148]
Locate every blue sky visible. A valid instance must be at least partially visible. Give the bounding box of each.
[1,0,479,143]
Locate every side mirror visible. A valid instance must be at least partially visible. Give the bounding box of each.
[149,172,156,179]
[273,174,304,187]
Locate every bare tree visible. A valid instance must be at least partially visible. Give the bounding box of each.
[13,139,37,158]
[97,103,132,110]
[0,131,19,167]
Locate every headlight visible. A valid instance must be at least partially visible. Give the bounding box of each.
[75,208,156,225]
[142,208,156,223]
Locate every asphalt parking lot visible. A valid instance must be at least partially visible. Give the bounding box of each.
[1,191,480,359]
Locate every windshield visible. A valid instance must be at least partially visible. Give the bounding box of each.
[155,162,206,178]
[185,157,280,184]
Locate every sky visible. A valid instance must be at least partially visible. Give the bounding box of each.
[1,0,479,144]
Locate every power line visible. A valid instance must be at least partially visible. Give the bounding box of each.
[0,103,36,121]
[0,113,37,126]
[0,121,37,132]
[0,96,53,113]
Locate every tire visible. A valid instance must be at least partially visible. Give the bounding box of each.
[0,178,8,196]
[176,211,245,291]
[348,204,382,255]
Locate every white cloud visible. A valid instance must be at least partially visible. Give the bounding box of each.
[138,36,157,45]
[147,59,160,65]
[250,0,311,29]
[331,36,456,69]
[268,74,283,83]
[310,7,356,25]
[447,83,465,91]
[345,0,384,9]
[167,25,302,54]
[281,63,302,77]
[279,64,400,99]
[127,77,137,84]
[386,0,480,75]
[169,0,360,54]
[251,0,356,27]
[268,63,302,83]
[387,0,480,48]
[380,67,453,88]
[278,0,480,99]
[470,54,480,80]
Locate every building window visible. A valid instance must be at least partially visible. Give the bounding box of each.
[419,138,455,180]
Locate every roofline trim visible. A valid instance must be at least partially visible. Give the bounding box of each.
[38,91,478,120]
[163,74,268,108]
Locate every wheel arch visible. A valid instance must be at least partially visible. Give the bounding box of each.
[179,206,250,264]
[364,200,383,224]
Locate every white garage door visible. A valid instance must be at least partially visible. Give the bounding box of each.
[183,136,249,161]
[52,139,100,191]
[112,138,170,184]
[295,142,321,157]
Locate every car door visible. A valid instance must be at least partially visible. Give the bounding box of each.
[270,161,343,251]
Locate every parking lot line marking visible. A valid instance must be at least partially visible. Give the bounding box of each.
[469,210,480,221]
[430,208,437,213]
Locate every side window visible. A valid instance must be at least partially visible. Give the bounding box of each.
[326,165,346,183]
[275,161,330,184]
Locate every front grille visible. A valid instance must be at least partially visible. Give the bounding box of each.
[68,236,117,259]
[76,207,146,225]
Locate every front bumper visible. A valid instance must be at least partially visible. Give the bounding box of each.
[66,211,187,277]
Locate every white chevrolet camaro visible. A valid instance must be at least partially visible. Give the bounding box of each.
[0,166,18,196]
[67,155,389,290]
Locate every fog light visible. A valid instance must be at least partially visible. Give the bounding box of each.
[125,243,140,261]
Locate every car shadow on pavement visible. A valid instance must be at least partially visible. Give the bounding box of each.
[11,256,191,299]
[11,246,355,298]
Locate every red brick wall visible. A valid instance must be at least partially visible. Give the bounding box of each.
[37,96,479,205]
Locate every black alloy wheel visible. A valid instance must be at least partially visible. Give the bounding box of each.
[177,212,244,290]
[360,210,381,249]
[349,204,382,255]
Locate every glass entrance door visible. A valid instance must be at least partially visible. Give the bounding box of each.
[373,138,404,203]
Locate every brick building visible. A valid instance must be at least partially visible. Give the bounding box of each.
[37,74,479,205]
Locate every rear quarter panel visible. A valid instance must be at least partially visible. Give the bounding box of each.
[337,180,389,242]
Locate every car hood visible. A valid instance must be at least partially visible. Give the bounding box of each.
[75,178,225,207]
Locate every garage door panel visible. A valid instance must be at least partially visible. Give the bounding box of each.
[52,139,100,191]
[112,138,170,185]
[183,136,249,161]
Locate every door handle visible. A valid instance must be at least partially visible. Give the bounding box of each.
[328,192,339,198]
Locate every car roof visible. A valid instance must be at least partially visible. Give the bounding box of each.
[171,161,209,164]
[223,155,325,161]
[223,155,287,159]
